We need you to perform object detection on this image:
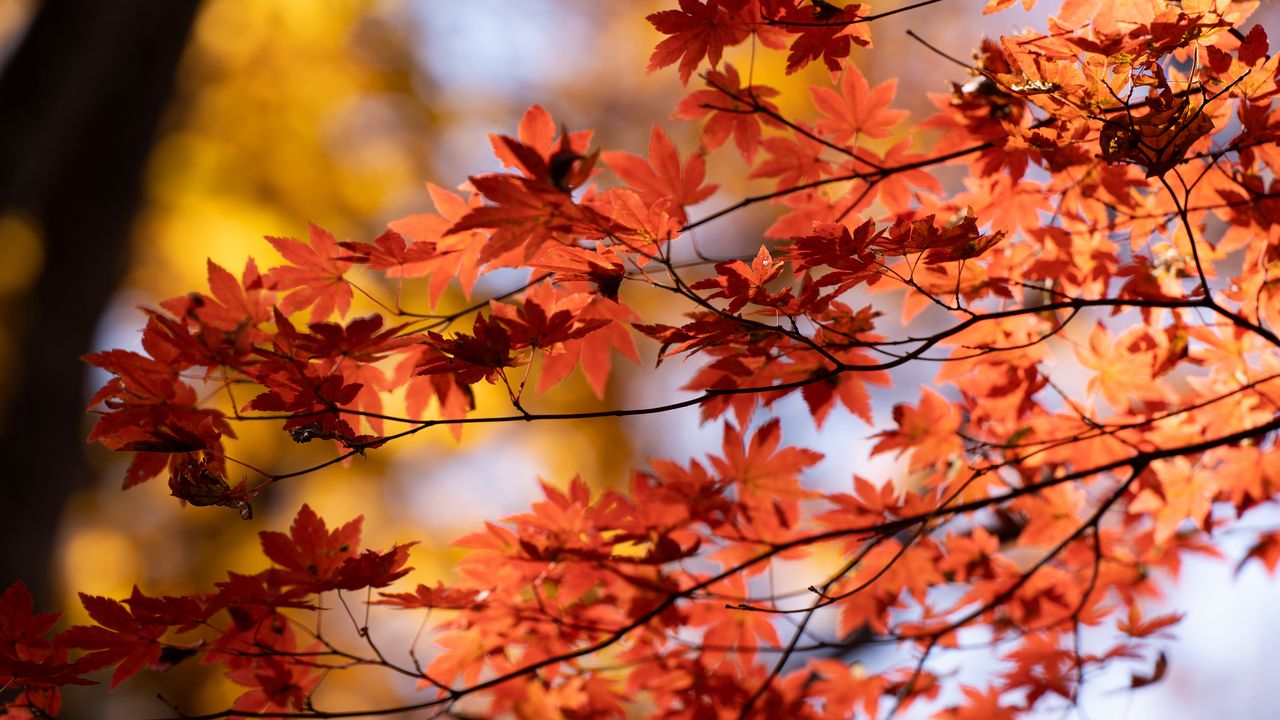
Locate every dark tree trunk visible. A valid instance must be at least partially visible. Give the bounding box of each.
[0,0,202,606]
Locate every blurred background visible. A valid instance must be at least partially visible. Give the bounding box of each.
[0,0,1277,717]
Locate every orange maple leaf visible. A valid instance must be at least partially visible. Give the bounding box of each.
[264,223,353,322]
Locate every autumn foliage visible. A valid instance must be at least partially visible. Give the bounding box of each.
[7,0,1280,717]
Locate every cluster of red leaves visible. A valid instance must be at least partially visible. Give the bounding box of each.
[1,505,409,718]
[34,0,1280,717]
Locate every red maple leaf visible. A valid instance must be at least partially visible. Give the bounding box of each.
[489,105,597,192]
[387,183,487,305]
[784,221,882,296]
[0,583,69,681]
[690,245,792,314]
[337,228,437,272]
[160,258,273,339]
[416,314,525,386]
[536,293,640,397]
[334,543,416,590]
[776,1,871,75]
[530,243,627,301]
[393,345,475,440]
[673,63,782,162]
[749,130,834,190]
[292,314,413,364]
[59,591,193,689]
[601,125,718,224]
[490,104,595,190]
[871,388,963,469]
[447,174,613,266]
[710,419,823,506]
[376,583,487,611]
[263,223,353,322]
[686,577,781,666]
[84,349,234,489]
[228,650,323,715]
[0,582,87,719]
[646,0,752,85]
[244,349,366,447]
[491,287,610,352]
[259,504,363,591]
[811,62,908,142]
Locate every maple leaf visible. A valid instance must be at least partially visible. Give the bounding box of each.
[1128,458,1218,545]
[673,63,781,162]
[776,1,871,75]
[1100,95,1216,178]
[1116,604,1182,639]
[811,63,908,142]
[492,288,610,353]
[244,351,368,448]
[871,388,962,469]
[526,291,640,398]
[489,105,597,192]
[690,245,791,314]
[337,228,437,272]
[1128,652,1169,690]
[601,125,718,224]
[387,183,486,305]
[999,632,1079,705]
[1074,322,1168,411]
[259,504,363,590]
[207,571,313,636]
[160,258,273,340]
[1014,484,1085,547]
[0,584,73,686]
[646,0,751,85]
[334,543,416,590]
[84,345,238,491]
[635,310,762,363]
[2,686,65,719]
[587,187,683,258]
[59,591,186,689]
[228,651,323,715]
[710,419,823,505]
[530,243,627,301]
[417,314,525,386]
[84,349,232,461]
[376,583,487,611]
[818,475,903,533]
[0,582,59,658]
[167,453,254,518]
[687,576,781,666]
[936,527,1000,583]
[293,314,413,364]
[965,175,1050,237]
[748,131,832,189]
[395,345,475,439]
[0,582,89,720]
[799,365,885,427]
[426,631,496,689]
[807,658,887,719]
[263,223,353,322]
[860,141,945,217]
[448,174,616,267]
[784,220,881,294]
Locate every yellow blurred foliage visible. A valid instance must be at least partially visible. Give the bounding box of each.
[59,527,141,614]
[0,211,42,295]
[132,0,434,296]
